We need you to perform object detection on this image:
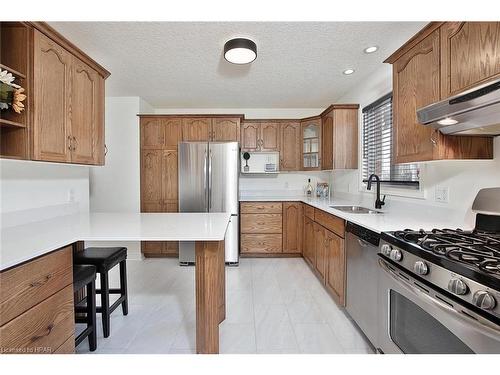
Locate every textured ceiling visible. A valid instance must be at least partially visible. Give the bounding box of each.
[49,22,425,108]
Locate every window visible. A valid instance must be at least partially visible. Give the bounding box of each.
[362,93,420,189]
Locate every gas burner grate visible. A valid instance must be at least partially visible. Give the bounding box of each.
[394,229,500,276]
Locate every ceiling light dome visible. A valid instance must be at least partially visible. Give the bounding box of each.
[343,68,355,75]
[224,38,257,64]
[364,46,378,54]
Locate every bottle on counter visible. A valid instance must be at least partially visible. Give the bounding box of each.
[306,178,313,197]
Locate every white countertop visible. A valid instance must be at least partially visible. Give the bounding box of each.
[0,212,231,271]
[240,194,473,234]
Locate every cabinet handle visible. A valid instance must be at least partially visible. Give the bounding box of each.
[72,136,77,150]
[67,136,72,150]
[104,144,108,156]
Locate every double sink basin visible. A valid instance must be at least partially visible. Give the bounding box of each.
[330,205,383,215]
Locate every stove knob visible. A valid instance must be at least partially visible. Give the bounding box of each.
[448,278,469,295]
[389,249,403,262]
[472,291,497,310]
[381,244,392,257]
[413,261,429,275]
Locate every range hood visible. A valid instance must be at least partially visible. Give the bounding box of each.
[417,78,500,136]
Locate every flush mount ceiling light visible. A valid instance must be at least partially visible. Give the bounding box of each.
[364,46,379,54]
[343,68,355,75]
[437,117,459,126]
[224,38,257,64]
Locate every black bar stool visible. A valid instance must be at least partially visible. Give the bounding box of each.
[73,264,97,351]
[74,247,128,338]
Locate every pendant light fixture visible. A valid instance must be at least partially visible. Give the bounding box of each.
[224,38,257,64]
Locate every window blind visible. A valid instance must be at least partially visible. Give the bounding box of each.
[362,93,420,189]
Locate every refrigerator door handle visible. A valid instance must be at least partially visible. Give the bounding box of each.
[208,149,213,211]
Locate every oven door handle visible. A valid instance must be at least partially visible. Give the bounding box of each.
[378,259,500,339]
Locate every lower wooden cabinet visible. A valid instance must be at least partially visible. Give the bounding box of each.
[240,202,283,255]
[313,223,327,280]
[325,230,346,306]
[241,234,282,254]
[141,201,179,257]
[0,246,75,354]
[283,202,302,253]
[303,216,315,265]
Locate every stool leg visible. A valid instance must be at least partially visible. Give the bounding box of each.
[87,280,97,351]
[100,271,111,338]
[119,260,129,316]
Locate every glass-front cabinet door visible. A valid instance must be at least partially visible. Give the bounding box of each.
[301,118,321,170]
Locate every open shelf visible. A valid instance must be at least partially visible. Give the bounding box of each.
[0,63,26,79]
[0,118,26,128]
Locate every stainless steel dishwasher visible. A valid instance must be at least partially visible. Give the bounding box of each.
[345,221,380,347]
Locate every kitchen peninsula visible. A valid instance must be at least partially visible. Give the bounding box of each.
[0,212,231,354]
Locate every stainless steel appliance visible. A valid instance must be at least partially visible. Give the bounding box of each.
[377,188,500,354]
[178,141,239,265]
[417,78,500,136]
[345,222,380,347]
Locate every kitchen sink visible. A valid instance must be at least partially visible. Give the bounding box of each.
[329,205,383,214]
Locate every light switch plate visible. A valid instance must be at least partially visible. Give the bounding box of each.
[435,186,449,203]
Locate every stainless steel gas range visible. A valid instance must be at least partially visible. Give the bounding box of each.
[376,188,500,354]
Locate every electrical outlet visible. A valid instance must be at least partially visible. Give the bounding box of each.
[435,186,449,203]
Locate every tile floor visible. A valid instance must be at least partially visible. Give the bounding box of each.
[76,257,374,354]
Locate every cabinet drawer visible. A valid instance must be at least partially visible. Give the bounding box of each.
[241,214,282,233]
[240,202,283,214]
[314,209,345,238]
[0,246,73,326]
[0,285,74,354]
[304,204,315,219]
[241,234,282,253]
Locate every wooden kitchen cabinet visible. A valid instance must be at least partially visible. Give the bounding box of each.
[283,202,303,253]
[301,117,321,170]
[141,150,163,203]
[321,105,359,170]
[303,216,315,266]
[32,30,72,163]
[0,246,74,354]
[182,118,211,141]
[280,122,301,171]
[313,223,327,280]
[240,121,280,152]
[240,201,283,255]
[241,122,260,151]
[211,117,240,142]
[325,230,346,306]
[440,22,500,98]
[386,22,493,163]
[30,27,108,165]
[162,150,178,201]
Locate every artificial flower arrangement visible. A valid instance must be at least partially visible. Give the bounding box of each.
[0,69,27,114]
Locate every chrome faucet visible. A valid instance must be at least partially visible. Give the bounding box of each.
[367,174,386,209]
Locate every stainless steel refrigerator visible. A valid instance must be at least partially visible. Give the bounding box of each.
[178,141,239,265]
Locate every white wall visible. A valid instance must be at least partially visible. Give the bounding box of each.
[87,96,151,257]
[0,159,89,225]
[333,65,500,213]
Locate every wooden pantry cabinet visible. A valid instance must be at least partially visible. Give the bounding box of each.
[385,22,495,164]
[0,22,109,165]
[0,246,75,354]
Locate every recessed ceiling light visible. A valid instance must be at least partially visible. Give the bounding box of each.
[224,38,257,64]
[343,69,355,75]
[364,46,379,54]
[437,117,459,126]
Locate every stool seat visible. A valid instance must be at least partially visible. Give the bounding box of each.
[73,265,97,291]
[74,247,127,273]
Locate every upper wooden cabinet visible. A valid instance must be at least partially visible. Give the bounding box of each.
[182,118,211,141]
[301,118,321,170]
[385,22,494,163]
[141,117,182,150]
[2,23,109,165]
[240,121,280,151]
[211,117,240,142]
[440,22,500,98]
[280,122,301,171]
[321,105,359,170]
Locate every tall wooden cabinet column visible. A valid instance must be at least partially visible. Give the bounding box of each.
[140,116,181,257]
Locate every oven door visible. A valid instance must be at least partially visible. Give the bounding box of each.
[377,257,500,354]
